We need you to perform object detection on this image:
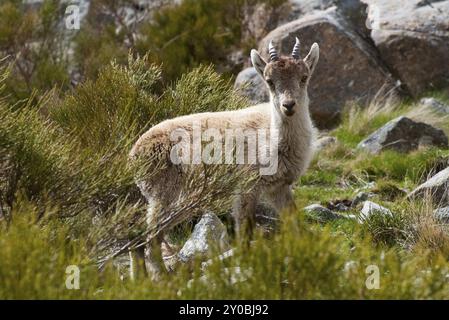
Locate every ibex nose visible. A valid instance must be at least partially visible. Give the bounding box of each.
[282,101,296,111]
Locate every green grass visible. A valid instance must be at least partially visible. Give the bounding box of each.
[2,203,449,299]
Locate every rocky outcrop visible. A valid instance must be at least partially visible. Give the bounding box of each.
[235,1,449,129]
[357,116,448,154]
[364,0,449,95]
[242,0,348,49]
[258,7,395,129]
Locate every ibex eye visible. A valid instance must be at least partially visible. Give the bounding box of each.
[301,76,308,83]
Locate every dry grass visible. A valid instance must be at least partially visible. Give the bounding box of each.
[404,193,449,255]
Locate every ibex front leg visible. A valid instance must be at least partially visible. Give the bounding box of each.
[232,191,258,242]
[267,184,297,213]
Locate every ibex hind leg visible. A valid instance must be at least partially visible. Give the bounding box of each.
[133,180,168,281]
[138,194,168,281]
[144,233,165,281]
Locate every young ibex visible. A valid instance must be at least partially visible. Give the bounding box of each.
[129,38,319,280]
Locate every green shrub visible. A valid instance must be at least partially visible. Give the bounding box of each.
[50,53,162,151]
[0,0,69,102]
[137,0,244,82]
[76,0,286,83]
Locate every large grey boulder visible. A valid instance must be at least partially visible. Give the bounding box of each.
[289,0,369,36]
[290,0,334,13]
[357,116,448,154]
[335,0,371,39]
[242,2,292,45]
[364,0,449,95]
[258,7,395,129]
[408,167,449,205]
[234,67,270,104]
[178,212,230,263]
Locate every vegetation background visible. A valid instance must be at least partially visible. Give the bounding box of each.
[1,0,449,299]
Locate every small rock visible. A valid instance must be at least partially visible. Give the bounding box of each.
[328,199,352,211]
[343,260,359,273]
[315,136,337,151]
[359,201,393,222]
[357,116,448,154]
[304,204,345,222]
[420,98,449,114]
[352,192,375,207]
[336,203,350,211]
[433,206,449,223]
[178,212,230,263]
[408,167,449,205]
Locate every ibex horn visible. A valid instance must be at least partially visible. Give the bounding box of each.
[268,40,279,62]
[292,37,301,60]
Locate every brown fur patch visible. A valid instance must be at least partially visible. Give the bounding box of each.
[264,57,309,81]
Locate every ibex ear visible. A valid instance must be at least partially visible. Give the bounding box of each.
[251,49,267,79]
[304,43,319,75]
